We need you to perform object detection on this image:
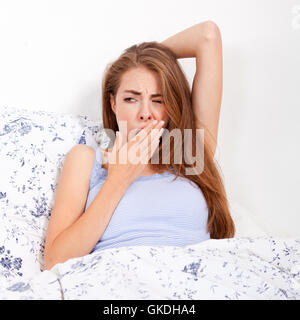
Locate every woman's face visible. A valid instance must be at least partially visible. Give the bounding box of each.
[110,67,169,141]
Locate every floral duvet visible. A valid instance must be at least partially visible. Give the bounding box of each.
[1,237,299,300]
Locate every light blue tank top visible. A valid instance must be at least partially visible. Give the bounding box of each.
[84,144,210,253]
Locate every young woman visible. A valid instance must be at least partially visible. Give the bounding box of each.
[43,21,235,271]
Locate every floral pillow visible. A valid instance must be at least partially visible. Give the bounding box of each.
[0,105,109,280]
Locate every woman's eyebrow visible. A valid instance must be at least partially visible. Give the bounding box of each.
[123,89,162,98]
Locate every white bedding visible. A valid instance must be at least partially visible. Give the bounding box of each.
[1,237,299,300]
[0,105,299,300]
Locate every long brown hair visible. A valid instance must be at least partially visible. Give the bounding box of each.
[101,41,235,239]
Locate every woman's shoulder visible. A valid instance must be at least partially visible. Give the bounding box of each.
[69,144,107,189]
[68,144,96,160]
[68,143,106,172]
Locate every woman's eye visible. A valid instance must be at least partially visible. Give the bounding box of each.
[124,98,163,104]
[124,98,135,102]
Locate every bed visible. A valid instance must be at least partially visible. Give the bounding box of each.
[0,105,299,300]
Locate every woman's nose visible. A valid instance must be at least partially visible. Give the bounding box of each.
[140,114,153,121]
[138,102,153,120]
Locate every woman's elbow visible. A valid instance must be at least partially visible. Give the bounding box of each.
[43,257,54,271]
[43,249,57,271]
[202,20,221,40]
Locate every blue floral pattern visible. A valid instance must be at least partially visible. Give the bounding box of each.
[0,105,108,282]
[0,245,23,278]
[0,105,299,300]
[0,237,299,300]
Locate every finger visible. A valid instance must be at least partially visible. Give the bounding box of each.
[128,126,161,165]
[139,127,164,159]
[126,121,164,163]
[135,120,164,146]
[135,120,157,140]
[139,128,164,165]
[126,121,156,154]
[149,129,164,157]
[148,127,164,155]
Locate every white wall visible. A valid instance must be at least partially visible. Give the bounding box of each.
[0,0,299,237]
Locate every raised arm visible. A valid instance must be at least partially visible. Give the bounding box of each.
[161,21,223,157]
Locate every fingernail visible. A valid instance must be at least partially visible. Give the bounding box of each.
[153,120,158,125]
[160,120,164,125]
